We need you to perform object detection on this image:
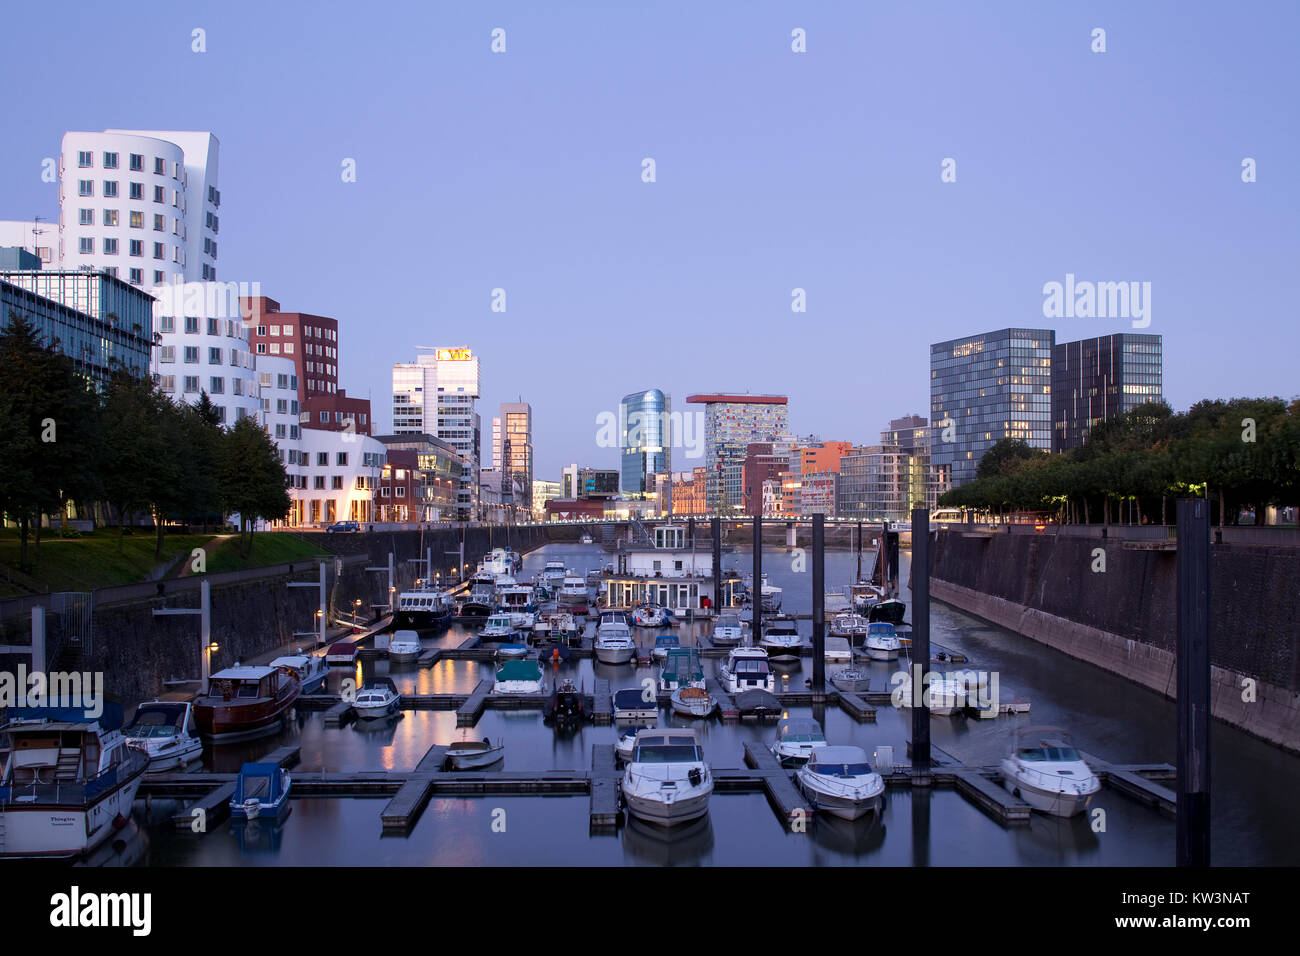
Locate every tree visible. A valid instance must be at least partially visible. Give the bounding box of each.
[221,416,291,557]
[976,438,1042,480]
[99,370,170,549]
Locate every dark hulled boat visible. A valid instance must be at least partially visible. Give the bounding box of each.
[193,665,300,742]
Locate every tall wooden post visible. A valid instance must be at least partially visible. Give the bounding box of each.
[1176,498,1211,867]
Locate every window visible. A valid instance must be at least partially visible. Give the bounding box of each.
[79,180,94,196]
[332,476,344,490]
[102,238,118,255]
[283,343,294,355]
[183,376,199,393]
[130,211,143,228]
[183,347,198,363]
[319,412,329,423]
[154,157,165,175]
[103,266,118,278]
[208,347,222,365]
[184,316,199,334]
[232,378,243,396]
[256,343,266,354]
[129,182,144,200]
[269,343,280,354]
[336,453,348,466]
[129,240,142,257]
[269,325,280,336]
[158,375,175,392]
[153,242,164,259]
[276,374,288,389]
[78,151,93,168]
[129,268,142,285]
[209,377,224,394]
[153,270,164,284]
[159,315,174,333]
[314,476,326,490]
[317,452,328,466]
[290,425,300,440]
[207,317,218,335]
[129,153,144,171]
[282,325,294,336]
[153,214,164,231]
[256,325,267,336]
[380,486,391,498]
[277,399,288,414]
[103,180,118,198]
[102,209,118,227]
[275,424,286,439]
[154,185,165,203]
[78,237,94,254]
[79,208,94,225]
[395,486,406,498]
[216,406,227,423]
[103,152,118,169]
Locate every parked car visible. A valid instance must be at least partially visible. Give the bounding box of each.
[326,521,360,534]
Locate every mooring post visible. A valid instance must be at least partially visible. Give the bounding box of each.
[30,605,46,675]
[319,560,328,646]
[752,512,763,640]
[911,508,931,768]
[812,513,825,695]
[856,520,862,583]
[200,579,211,687]
[711,517,722,615]
[1176,498,1211,867]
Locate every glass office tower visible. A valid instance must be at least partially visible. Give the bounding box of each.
[1052,333,1163,451]
[620,389,670,499]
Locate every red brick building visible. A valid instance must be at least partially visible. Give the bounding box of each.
[376,449,418,523]
[544,498,607,521]
[240,295,340,406]
[742,443,791,516]
[302,388,372,437]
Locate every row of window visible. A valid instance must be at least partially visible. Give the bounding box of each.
[78,237,183,263]
[157,346,248,371]
[77,180,182,208]
[77,209,182,236]
[255,324,336,342]
[77,151,179,179]
[157,315,245,337]
[255,342,298,355]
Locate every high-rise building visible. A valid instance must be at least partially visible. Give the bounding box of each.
[619,389,670,499]
[930,328,1054,488]
[532,479,562,519]
[1052,333,1163,452]
[686,393,789,513]
[392,348,481,519]
[495,401,533,514]
[239,296,340,405]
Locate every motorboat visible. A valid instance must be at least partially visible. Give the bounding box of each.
[586,567,604,585]
[122,695,203,771]
[670,686,717,718]
[479,614,517,640]
[795,745,885,821]
[541,560,569,589]
[651,633,680,663]
[0,704,149,859]
[710,613,745,647]
[447,737,505,769]
[632,604,673,628]
[537,641,574,664]
[353,678,401,718]
[861,622,902,661]
[479,549,514,579]
[613,687,658,721]
[829,667,872,694]
[999,727,1101,818]
[461,572,498,617]
[717,646,775,695]
[769,717,828,766]
[229,762,291,821]
[893,672,968,716]
[735,688,781,718]
[386,631,423,663]
[498,583,536,622]
[269,653,329,693]
[493,659,546,694]
[595,611,636,664]
[504,548,523,572]
[621,728,713,826]
[538,611,581,646]
[743,573,783,612]
[658,647,705,692]
[866,598,908,625]
[616,728,642,762]
[546,677,587,727]
[579,533,594,545]
[758,618,802,657]
[325,642,358,665]
[394,588,454,630]
[495,642,529,660]
[825,636,852,662]
[194,664,301,741]
[559,576,591,614]
[829,613,870,641]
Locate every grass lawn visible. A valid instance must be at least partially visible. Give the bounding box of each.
[0,529,326,597]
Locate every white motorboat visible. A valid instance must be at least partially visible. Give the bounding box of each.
[122,696,204,771]
[559,575,591,614]
[269,653,329,693]
[999,727,1101,818]
[541,560,569,589]
[824,636,852,662]
[717,646,775,694]
[493,660,546,694]
[498,584,536,627]
[579,533,594,545]
[0,704,149,859]
[710,613,745,646]
[479,548,514,579]
[616,728,642,762]
[632,604,673,628]
[770,717,828,766]
[670,686,717,718]
[353,678,401,718]
[386,630,422,662]
[651,634,681,663]
[447,737,505,769]
[759,618,802,657]
[829,613,870,640]
[893,672,968,716]
[829,667,872,694]
[479,613,516,640]
[621,728,713,826]
[595,611,636,664]
[658,647,705,692]
[495,642,529,660]
[796,745,885,821]
[861,622,902,661]
[613,688,659,721]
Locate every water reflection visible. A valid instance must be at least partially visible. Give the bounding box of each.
[622,814,715,866]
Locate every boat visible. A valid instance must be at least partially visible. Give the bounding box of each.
[659,647,705,692]
[824,636,852,662]
[632,604,673,628]
[495,642,529,660]
[498,583,536,626]
[595,611,636,664]
[717,646,774,694]
[861,622,902,661]
[269,653,329,693]
[447,737,505,769]
[325,642,357,665]
[735,688,782,718]
[743,572,783,612]
[999,727,1101,818]
[461,571,498,617]
[758,618,802,657]
[394,588,454,630]
[229,762,291,821]
[770,717,828,766]
[386,631,423,663]
[353,678,401,718]
[613,687,658,720]
[493,659,546,694]
[538,611,581,647]
[829,613,870,641]
[616,728,642,762]
[546,677,587,727]
[710,613,745,646]
[849,582,884,614]
[579,533,594,545]
[193,664,300,741]
[541,560,569,589]
[651,633,680,663]
[479,549,514,579]
[0,704,149,859]
[479,613,517,640]
[829,667,872,694]
[621,728,713,826]
[586,567,604,585]
[122,695,203,771]
[559,575,591,614]
[670,686,717,718]
[867,598,908,625]
[893,672,968,716]
[796,745,885,820]
[503,548,523,572]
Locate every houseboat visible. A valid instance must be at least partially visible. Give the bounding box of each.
[601,524,743,618]
[394,588,454,630]
[193,665,301,741]
[559,575,591,614]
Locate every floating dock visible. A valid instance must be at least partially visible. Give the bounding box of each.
[742,741,812,828]
[456,679,494,726]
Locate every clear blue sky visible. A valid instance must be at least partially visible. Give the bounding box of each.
[4,1,1297,477]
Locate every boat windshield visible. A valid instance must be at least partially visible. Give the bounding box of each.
[717,615,740,628]
[1019,746,1080,761]
[635,743,702,763]
[813,761,873,776]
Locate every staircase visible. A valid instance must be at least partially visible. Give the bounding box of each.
[54,749,82,781]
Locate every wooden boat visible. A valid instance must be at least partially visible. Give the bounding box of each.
[447,737,505,769]
[670,686,717,718]
[193,665,300,741]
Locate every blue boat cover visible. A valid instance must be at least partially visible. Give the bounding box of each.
[7,702,125,731]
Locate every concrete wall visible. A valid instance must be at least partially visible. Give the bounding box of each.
[928,531,1300,753]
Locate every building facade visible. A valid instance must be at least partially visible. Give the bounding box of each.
[532,479,562,519]
[375,433,467,522]
[240,296,340,405]
[686,393,789,514]
[1052,333,1163,452]
[930,328,1055,488]
[392,348,481,519]
[619,388,670,499]
[495,401,533,516]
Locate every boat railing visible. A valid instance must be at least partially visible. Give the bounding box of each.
[0,749,146,807]
[1008,762,1096,793]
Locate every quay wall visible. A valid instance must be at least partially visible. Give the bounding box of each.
[928,531,1300,753]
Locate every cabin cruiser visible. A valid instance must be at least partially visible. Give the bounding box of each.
[269,653,329,693]
[893,672,968,716]
[353,678,401,718]
[796,745,885,820]
[595,611,637,664]
[479,549,515,579]
[194,664,300,741]
[758,618,803,656]
[621,728,713,826]
[122,696,203,771]
[394,588,454,630]
[632,604,673,628]
[770,717,828,766]
[386,630,423,663]
[447,737,505,769]
[866,598,908,625]
[671,686,717,718]
[616,728,642,762]
[658,648,705,693]
[479,614,517,640]
[999,727,1100,817]
[825,636,852,662]
[546,678,586,727]
[230,762,291,821]
[710,613,745,647]
[498,584,536,629]
[541,560,569,589]
[559,575,591,614]
[461,572,498,617]
[829,667,872,694]
[651,633,680,663]
[829,613,870,641]
[861,622,902,661]
[535,611,581,647]
[717,646,775,694]
[493,660,546,694]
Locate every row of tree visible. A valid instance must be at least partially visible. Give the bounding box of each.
[0,312,291,571]
[939,398,1300,525]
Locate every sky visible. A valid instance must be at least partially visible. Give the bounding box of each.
[3,1,1297,478]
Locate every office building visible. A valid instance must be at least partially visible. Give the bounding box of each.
[686,393,789,513]
[375,433,468,522]
[240,295,340,405]
[619,389,670,499]
[493,401,533,514]
[1052,333,1163,451]
[392,348,481,519]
